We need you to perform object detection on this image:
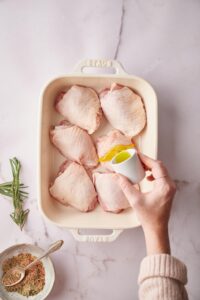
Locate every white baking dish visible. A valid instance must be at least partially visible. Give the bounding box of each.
[38,59,158,242]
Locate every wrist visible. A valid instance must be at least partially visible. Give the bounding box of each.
[143,227,170,255]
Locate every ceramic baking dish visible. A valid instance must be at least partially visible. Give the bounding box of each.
[38,59,157,242]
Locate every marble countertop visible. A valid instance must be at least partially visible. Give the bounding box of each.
[0,0,200,299]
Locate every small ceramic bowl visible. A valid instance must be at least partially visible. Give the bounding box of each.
[0,244,55,300]
[111,148,145,183]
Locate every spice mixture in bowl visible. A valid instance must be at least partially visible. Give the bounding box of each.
[2,253,45,296]
[0,244,55,300]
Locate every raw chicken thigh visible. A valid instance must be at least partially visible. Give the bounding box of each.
[56,85,102,134]
[50,121,98,168]
[50,161,97,212]
[96,130,133,171]
[100,83,146,137]
[93,172,130,213]
[96,130,133,160]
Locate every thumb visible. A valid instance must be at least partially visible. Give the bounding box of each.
[117,175,141,206]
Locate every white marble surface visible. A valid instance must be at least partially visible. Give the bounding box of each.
[0,0,200,299]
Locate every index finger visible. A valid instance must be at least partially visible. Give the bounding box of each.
[138,153,157,169]
[138,153,169,178]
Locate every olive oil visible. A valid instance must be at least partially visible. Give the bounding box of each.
[99,144,135,162]
[115,151,131,163]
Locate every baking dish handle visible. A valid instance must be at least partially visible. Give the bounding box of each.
[70,229,123,242]
[73,59,127,75]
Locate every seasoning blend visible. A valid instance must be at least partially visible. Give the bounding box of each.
[2,253,45,297]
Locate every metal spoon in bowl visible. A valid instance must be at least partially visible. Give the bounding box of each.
[1,240,64,287]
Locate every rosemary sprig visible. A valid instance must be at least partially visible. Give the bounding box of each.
[0,158,29,230]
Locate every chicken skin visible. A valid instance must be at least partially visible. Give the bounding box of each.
[50,121,98,168]
[93,172,130,213]
[50,161,97,212]
[96,130,133,160]
[100,83,146,137]
[56,85,102,134]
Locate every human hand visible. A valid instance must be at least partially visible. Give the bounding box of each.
[119,153,176,254]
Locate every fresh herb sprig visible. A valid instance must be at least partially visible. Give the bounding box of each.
[0,158,29,230]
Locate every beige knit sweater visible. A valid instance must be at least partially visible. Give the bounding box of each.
[138,254,188,300]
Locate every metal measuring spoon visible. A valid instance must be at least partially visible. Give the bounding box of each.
[1,240,63,287]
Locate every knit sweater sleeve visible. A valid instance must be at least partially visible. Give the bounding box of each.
[138,254,188,300]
